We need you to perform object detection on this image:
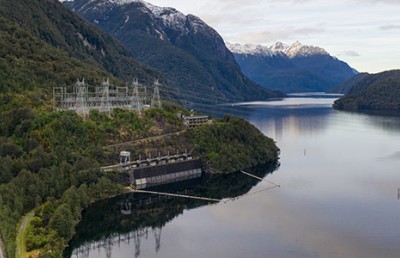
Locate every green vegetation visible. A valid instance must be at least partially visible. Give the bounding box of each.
[0,1,280,257]
[15,211,34,258]
[188,116,280,173]
[333,70,400,112]
[0,91,183,257]
[0,90,279,257]
[21,179,123,257]
[0,0,163,94]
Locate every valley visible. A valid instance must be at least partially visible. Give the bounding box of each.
[0,0,399,258]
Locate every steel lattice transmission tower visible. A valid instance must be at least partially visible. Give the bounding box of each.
[52,77,162,115]
[131,78,140,110]
[151,79,162,109]
[99,78,111,115]
[74,78,88,115]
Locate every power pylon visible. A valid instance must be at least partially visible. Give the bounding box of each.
[151,79,162,109]
[74,78,88,115]
[100,78,111,115]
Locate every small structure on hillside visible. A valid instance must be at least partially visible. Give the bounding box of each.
[120,151,131,164]
[182,115,211,128]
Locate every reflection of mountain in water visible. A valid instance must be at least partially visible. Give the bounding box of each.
[249,106,332,141]
[65,163,279,258]
[194,96,336,140]
[337,109,400,133]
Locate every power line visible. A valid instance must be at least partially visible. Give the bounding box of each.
[53,78,273,119]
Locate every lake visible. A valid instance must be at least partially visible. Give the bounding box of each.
[68,94,400,258]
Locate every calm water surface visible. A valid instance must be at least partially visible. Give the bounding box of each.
[70,95,400,258]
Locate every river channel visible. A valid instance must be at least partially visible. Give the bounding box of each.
[68,94,400,258]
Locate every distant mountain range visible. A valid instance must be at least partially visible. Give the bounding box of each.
[62,0,283,104]
[227,42,358,93]
[333,70,400,112]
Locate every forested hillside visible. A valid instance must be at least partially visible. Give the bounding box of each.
[0,0,162,93]
[333,70,400,112]
[0,1,162,254]
[0,1,280,257]
[188,116,279,173]
[0,96,190,257]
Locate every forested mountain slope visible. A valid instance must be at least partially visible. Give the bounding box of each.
[0,2,280,257]
[333,70,400,112]
[63,0,284,103]
[0,0,161,93]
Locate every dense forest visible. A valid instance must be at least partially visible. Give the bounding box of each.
[0,1,280,257]
[0,91,188,257]
[333,70,400,112]
[188,116,279,173]
[0,91,279,257]
[0,0,163,90]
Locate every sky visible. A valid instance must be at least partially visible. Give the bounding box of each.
[147,0,400,73]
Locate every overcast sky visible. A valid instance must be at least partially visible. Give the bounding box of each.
[148,0,400,73]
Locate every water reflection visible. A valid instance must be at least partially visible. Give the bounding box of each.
[349,111,400,133]
[68,94,400,258]
[66,163,278,258]
[251,107,332,140]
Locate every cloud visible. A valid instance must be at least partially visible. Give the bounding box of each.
[379,24,400,30]
[361,0,400,3]
[337,50,361,57]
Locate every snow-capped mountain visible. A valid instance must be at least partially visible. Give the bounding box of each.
[228,42,357,93]
[227,41,329,58]
[269,42,289,53]
[226,43,274,57]
[62,0,282,101]
[285,41,328,58]
[67,0,187,33]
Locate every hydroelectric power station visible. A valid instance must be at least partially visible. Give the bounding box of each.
[101,151,203,189]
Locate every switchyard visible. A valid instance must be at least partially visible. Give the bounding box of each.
[52,78,162,115]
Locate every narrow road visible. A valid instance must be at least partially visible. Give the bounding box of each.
[104,130,186,149]
[16,211,35,258]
